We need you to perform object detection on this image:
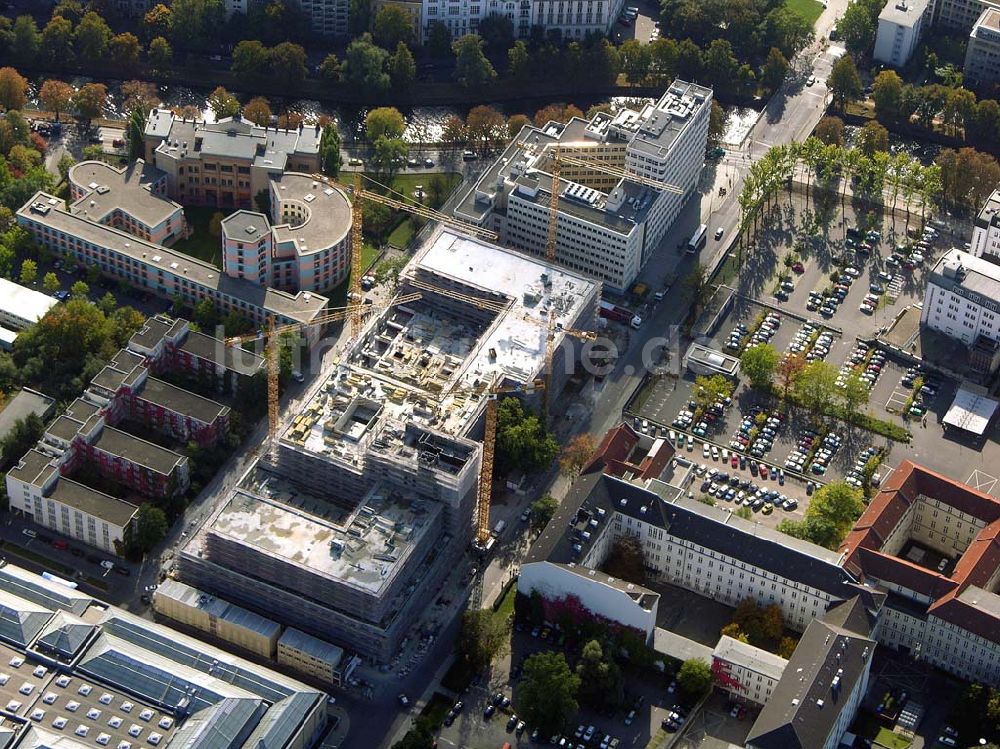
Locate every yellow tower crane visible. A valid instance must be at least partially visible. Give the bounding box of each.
[227,292,423,459]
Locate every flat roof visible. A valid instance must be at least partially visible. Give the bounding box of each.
[9,450,55,485]
[91,426,185,476]
[0,390,55,442]
[713,635,788,681]
[652,627,713,664]
[270,173,352,256]
[126,316,186,352]
[929,249,1000,305]
[879,0,931,25]
[138,378,228,424]
[221,210,269,242]
[48,479,138,528]
[944,385,999,435]
[278,628,344,667]
[976,5,1000,31]
[67,161,181,230]
[154,579,281,639]
[17,194,328,325]
[0,279,58,327]
[178,330,264,376]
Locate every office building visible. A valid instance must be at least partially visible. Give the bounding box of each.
[874,0,935,67]
[5,321,244,554]
[453,81,711,293]
[0,279,58,332]
[921,249,1000,354]
[178,227,600,662]
[971,189,1000,259]
[277,629,348,685]
[936,0,991,32]
[966,6,1000,82]
[0,563,328,749]
[711,636,788,707]
[841,460,1000,686]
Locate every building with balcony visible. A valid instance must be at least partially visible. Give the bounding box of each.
[453,81,711,293]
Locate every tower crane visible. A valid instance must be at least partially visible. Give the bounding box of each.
[541,307,597,421]
[308,172,499,337]
[226,292,422,459]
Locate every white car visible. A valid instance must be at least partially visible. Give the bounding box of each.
[702,443,710,459]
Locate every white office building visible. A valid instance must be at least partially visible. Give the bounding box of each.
[0,278,58,331]
[421,0,623,42]
[453,81,711,293]
[874,0,935,67]
[921,249,1000,346]
[970,189,1000,259]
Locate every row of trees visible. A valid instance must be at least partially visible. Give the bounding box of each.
[0,68,108,124]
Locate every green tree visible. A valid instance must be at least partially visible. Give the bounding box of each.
[207,86,240,119]
[319,125,342,177]
[74,11,112,62]
[169,0,223,50]
[704,38,739,91]
[518,652,580,736]
[856,120,889,157]
[873,69,904,121]
[457,609,510,671]
[370,136,408,180]
[677,659,712,697]
[11,16,40,66]
[232,39,271,81]
[531,494,558,532]
[508,40,530,82]
[740,344,779,390]
[349,0,373,34]
[318,53,342,81]
[602,535,647,585]
[576,640,623,709]
[0,413,44,469]
[373,5,414,48]
[828,54,862,109]
[193,298,217,329]
[147,36,172,72]
[779,481,863,548]
[70,280,89,298]
[109,32,141,68]
[344,34,390,96]
[837,0,881,55]
[19,259,36,285]
[270,41,308,87]
[707,100,726,150]
[57,154,75,181]
[793,359,838,416]
[372,255,407,286]
[761,5,814,58]
[132,504,168,553]
[815,116,846,146]
[761,47,789,92]
[0,67,27,112]
[619,39,650,85]
[478,12,514,52]
[366,106,406,141]
[453,34,496,88]
[839,372,870,418]
[427,21,452,57]
[694,373,733,410]
[42,16,74,66]
[42,272,60,295]
[684,262,712,315]
[389,41,416,90]
[495,396,558,474]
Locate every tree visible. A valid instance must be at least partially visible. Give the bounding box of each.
[232,39,271,81]
[457,609,509,671]
[318,53,341,81]
[348,0,372,34]
[132,503,168,553]
[508,40,531,82]
[873,70,904,121]
[518,653,580,736]
[602,535,647,585]
[389,42,415,90]
[694,374,733,410]
[109,32,141,68]
[373,5,414,48]
[427,21,452,58]
[507,113,530,139]
[243,97,272,126]
[147,36,172,72]
[576,640,623,709]
[70,280,89,298]
[11,16,40,66]
[144,3,172,37]
[720,622,749,643]
[57,154,75,181]
[495,396,558,474]
[559,434,596,476]
[478,12,514,53]
[776,353,805,399]
[704,38,739,91]
[465,105,506,155]
[0,68,27,112]
[270,41,308,87]
[370,136,408,180]
[344,34,390,96]
[19,259,36,285]
[731,598,785,647]
[38,80,73,124]
[793,359,838,416]
[677,659,712,697]
[779,481,863,548]
[74,11,112,62]
[684,263,712,316]
[42,272,60,295]
[531,494,558,532]
[740,344,779,390]
[0,413,44,470]
[453,34,496,88]
[856,120,889,157]
[207,86,240,120]
[72,83,107,123]
[762,5,814,58]
[319,125,341,177]
[707,100,725,151]
[815,116,846,146]
[619,39,651,85]
[828,54,862,109]
[366,106,405,142]
[937,147,1000,212]
[169,0,223,50]
[390,719,435,749]
[761,47,789,92]
[42,15,74,66]
[837,0,881,55]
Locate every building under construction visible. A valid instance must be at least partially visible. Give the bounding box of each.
[177,227,599,662]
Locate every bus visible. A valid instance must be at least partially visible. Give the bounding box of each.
[688,224,707,253]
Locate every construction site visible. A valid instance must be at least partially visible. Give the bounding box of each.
[176,226,600,663]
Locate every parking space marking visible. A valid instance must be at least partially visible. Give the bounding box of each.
[968,470,998,495]
[885,388,910,415]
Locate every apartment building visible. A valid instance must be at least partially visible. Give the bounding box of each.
[179,227,600,662]
[0,563,328,749]
[421,0,621,42]
[921,249,1000,353]
[842,460,1000,686]
[68,160,187,247]
[965,6,1000,82]
[711,636,788,707]
[453,81,710,293]
[16,195,328,342]
[874,0,935,67]
[0,278,58,332]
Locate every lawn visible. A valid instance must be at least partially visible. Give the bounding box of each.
[785,0,824,26]
[418,692,454,729]
[362,171,462,211]
[493,579,517,620]
[387,219,415,250]
[361,242,382,273]
[172,206,223,268]
[853,713,913,749]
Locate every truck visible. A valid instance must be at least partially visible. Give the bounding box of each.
[599,300,642,329]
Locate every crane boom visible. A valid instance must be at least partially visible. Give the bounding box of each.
[546,146,561,263]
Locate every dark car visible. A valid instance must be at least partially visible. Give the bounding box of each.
[484,705,496,719]
[114,566,131,577]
